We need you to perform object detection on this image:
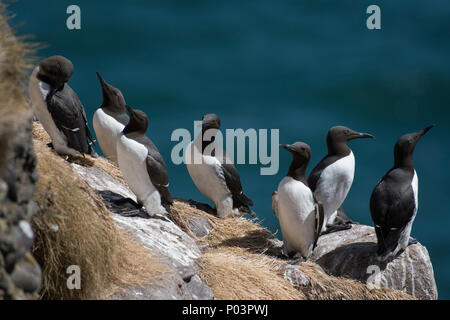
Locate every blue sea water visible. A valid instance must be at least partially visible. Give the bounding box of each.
[9,0,450,298]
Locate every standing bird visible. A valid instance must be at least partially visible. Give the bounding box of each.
[272,142,324,260]
[29,55,96,157]
[370,126,433,261]
[308,126,373,234]
[93,72,129,163]
[185,114,254,218]
[116,106,172,216]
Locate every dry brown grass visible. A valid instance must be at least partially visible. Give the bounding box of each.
[296,262,414,300]
[32,122,127,185]
[32,138,167,299]
[199,249,304,300]
[170,200,414,300]
[0,2,35,173]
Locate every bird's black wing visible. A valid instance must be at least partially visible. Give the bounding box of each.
[137,136,173,205]
[214,147,253,212]
[313,196,325,250]
[370,168,416,256]
[47,85,93,154]
[308,155,340,192]
[221,162,254,209]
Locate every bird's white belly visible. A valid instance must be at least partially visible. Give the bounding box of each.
[29,67,70,153]
[93,109,124,163]
[315,152,355,228]
[185,142,234,217]
[399,170,419,250]
[277,177,316,257]
[117,134,163,215]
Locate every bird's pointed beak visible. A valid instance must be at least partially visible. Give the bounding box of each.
[350,131,374,140]
[96,71,106,87]
[420,125,434,137]
[280,144,293,151]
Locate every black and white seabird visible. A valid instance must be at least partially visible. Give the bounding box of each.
[370,126,433,261]
[93,72,129,163]
[29,55,96,157]
[308,126,373,234]
[116,106,172,216]
[272,142,324,260]
[185,114,254,218]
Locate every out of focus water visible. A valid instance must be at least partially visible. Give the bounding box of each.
[10,0,450,298]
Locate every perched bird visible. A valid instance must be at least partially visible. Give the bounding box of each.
[370,126,433,261]
[116,106,172,216]
[93,72,129,163]
[29,55,96,157]
[185,114,254,218]
[308,126,373,234]
[272,142,324,260]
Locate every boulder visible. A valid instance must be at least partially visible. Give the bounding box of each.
[72,163,213,300]
[310,224,438,300]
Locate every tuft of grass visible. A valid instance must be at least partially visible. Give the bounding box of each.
[32,122,127,185]
[198,249,304,300]
[32,138,167,299]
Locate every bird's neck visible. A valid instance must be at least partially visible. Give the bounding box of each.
[394,154,414,171]
[327,140,351,157]
[287,158,309,185]
[195,130,217,155]
[102,104,126,115]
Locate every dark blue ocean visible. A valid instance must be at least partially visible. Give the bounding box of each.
[10,0,450,298]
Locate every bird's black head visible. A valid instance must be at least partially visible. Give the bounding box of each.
[37,55,73,90]
[394,125,433,169]
[123,105,148,135]
[327,126,374,155]
[281,142,311,163]
[96,72,126,113]
[201,113,221,134]
[281,142,311,183]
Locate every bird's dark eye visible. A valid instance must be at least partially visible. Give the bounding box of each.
[301,147,305,151]
[344,129,349,135]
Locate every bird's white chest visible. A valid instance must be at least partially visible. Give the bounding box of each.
[412,170,419,214]
[93,108,125,162]
[116,134,156,201]
[277,177,316,254]
[185,141,229,203]
[315,152,355,215]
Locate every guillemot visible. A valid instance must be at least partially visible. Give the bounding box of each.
[272,142,324,260]
[29,55,96,157]
[370,125,433,261]
[308,126,373,234]
[116,106,172,216]
[185,114,254,218]
[93,72,129,163]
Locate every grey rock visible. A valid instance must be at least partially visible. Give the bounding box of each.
[311,224,438,300]
[188,215,212,238]
[11,253,42,293]
[186,275,214,300]
[112,274,191,300]
[282,264,310,288]
[177,264,197,281]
